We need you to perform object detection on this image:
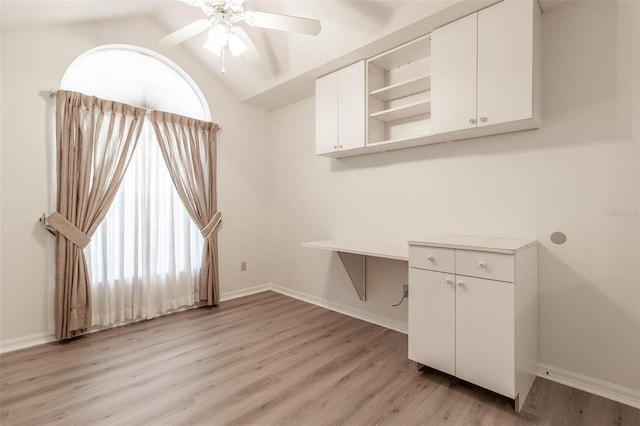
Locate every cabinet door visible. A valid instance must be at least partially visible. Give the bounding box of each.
[408,268,455,376]
[431,13,477,135]
[315,72,339,155]
[338,61,365,151]
[455,275,515,397]
[477,0,533,126]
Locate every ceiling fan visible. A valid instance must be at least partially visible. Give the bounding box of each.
[160,0,322,73]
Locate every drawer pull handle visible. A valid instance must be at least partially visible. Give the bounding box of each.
[427,255,434,261]
[478,261,488,268]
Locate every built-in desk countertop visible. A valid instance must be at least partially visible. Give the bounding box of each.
[302,240,408,300]
[302,240,408,261]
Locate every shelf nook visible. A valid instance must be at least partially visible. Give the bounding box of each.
[367,34,434,147]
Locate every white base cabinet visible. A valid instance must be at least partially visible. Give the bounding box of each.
[408,268,456,376]
[408,235,537,412]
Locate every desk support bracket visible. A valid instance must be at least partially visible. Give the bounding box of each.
[337,251,366,301]
[302,240,408,302]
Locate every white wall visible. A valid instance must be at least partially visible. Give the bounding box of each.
[0,16,271,344]
[269,0,640,393]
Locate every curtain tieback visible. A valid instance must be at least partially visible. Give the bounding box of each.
[201,211,222,239]
[44,212,91,249]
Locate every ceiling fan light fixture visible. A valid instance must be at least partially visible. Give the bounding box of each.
[227,31,247,57]
[204,22,246,58]
[203,23,229,56]
[203,37,224,56]
[209,22,229,43]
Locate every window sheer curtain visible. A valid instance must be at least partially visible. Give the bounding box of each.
[86,122,204,327]
[46,91,145,339]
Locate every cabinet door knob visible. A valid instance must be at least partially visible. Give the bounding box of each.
[427,255,434,261]
[480,117,488,123]
[469,118,476,124]
[339,145,343,149]
[457,281,464,287]
[478,261,487,268]
[333,145,338,149]
[445,278,453,285]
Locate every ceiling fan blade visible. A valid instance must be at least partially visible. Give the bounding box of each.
[179,0,203,6]
[234,26,263,65]
[159,19,212,47]
[243,10,321,36]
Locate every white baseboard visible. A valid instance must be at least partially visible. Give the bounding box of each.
[268,283,408,334]
[0,332,56,354]
[220,283,272,301]
[538,363,640,409]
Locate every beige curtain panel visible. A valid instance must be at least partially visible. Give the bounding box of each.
[47,91,146,339]
[150,111,221,306]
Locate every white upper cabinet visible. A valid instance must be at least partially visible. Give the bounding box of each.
[431,13,478,134]
[314,0,541,158]
[338,61,366,151]
[432,0,540,136]
[477,0,534,127]
[315,61,365,155]
[315,72,339,155]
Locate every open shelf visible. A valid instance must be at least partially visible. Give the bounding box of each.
[367,132,434,146]
[370,99,431,123]
[370,75,431,102]
[369,35,431,70]
[367,33,432,152]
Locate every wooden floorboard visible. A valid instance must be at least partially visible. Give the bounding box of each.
[1,291,638,425]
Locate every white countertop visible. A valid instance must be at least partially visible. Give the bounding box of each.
[409,235,536,254]
[302,240,409,261]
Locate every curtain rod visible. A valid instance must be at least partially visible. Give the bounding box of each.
[46,88,220,129]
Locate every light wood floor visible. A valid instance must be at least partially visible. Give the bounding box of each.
[1,291,638,425]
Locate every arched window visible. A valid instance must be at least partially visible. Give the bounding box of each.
[61,44,210,120]
[60,45,210,327]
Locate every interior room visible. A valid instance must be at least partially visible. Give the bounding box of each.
[1,0,638,424]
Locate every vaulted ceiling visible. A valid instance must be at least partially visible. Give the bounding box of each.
[0,0,561,110]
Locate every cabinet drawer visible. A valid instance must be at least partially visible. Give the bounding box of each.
[409,246,455,273]
[455,250,514,282]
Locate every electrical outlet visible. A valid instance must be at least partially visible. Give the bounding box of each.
[403,284,409,298]
[241,261,247,272]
